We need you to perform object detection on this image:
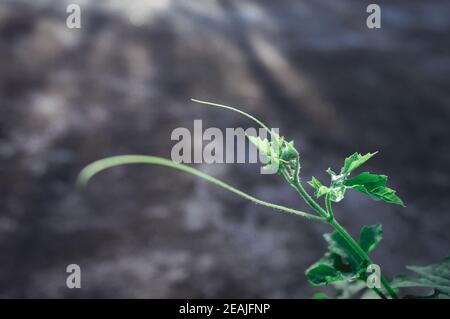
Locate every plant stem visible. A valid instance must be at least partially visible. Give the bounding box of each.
[329,219,398,299]
[325,195,386,298]
[78,155,325,222]
[325,193,334,222]
[291,178,398,299]
[291,178,328,219]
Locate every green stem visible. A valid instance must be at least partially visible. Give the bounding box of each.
[325,194,386,298]
[292,178,398,299]
[325,193,334,222]
[380,277,398,299]
[329,219,398,299]
[78,155,324,222]
[191,99,271,133]
[291,179,328,219]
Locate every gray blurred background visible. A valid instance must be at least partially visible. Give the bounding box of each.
[1,0,449,298]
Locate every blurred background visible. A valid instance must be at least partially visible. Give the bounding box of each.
[1,0,449,298]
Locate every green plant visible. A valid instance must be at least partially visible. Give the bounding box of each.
[78,99,449,299]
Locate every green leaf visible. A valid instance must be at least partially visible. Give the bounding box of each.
[247,133,301,177]
[344,172,405,206]
[281,140,299,162]
[322,151,405,206]
[311,292,329,299]
[305,230,368,287]
[359,224,383,253]
[308,177,329,198]
[393,257,450,298]
[192,99,302,176]
[306,261,344,286]
[324,231,364,272]
[344,171,386,187]
[341,152,377,175]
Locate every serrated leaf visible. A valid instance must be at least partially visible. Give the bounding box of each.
[341,152,377,175]
[393,257,450,298]
[308,177,329,198]
[370,186,405,206]
[359,224,382,253]
[247,132,301,177]
[344,172,405,206]
[317,151,405,206]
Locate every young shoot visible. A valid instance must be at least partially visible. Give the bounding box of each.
[77,99,449,299]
